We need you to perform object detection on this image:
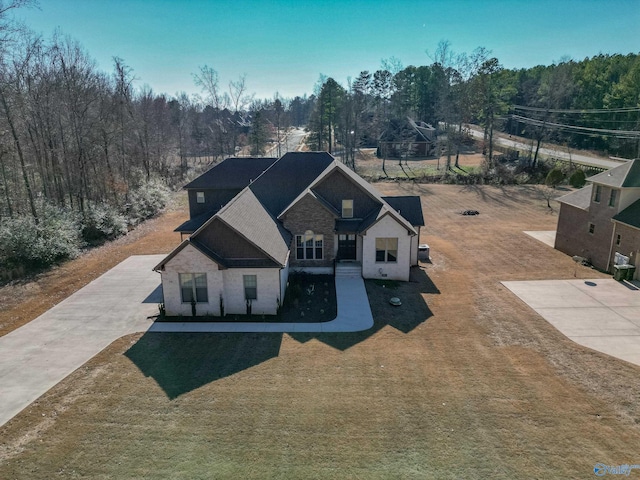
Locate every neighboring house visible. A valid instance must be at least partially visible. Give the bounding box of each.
[155,152,424,317]
[378,117,437,159]
[555,159,640,278]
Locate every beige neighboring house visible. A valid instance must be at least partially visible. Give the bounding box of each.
[555,159,640,278]
[154,152,425,317]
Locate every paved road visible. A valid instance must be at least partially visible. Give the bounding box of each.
[265,127,307,156]
[0,255,164,427]
[466,125,626,170]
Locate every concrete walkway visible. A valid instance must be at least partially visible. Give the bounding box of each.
[503,279,640,367]
[524,230,556,248]
[149,275,374,333]
[0,255,374,426]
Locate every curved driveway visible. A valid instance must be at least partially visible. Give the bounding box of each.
[0,255,373,427]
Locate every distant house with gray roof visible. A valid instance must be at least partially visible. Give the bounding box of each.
[154,152,425,317]
[555,159,640,276]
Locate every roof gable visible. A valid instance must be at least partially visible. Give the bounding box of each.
[556,185,592,210]
[153,240,226,271]
[360,206,417,235]
[588,159,640,188]
[278,189,340,220]
[191,188,291,266]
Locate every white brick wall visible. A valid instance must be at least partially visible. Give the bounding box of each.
[361,215,412,281]
[161,244,223,317]
[160,244,284,317]
[222,268,281,315]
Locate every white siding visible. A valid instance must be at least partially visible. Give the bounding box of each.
[161,244,223,317]
[410,226,420,266]
[361,215,412,281]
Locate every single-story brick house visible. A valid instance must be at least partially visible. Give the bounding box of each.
[555,159,640,278]
[154,152,424,317]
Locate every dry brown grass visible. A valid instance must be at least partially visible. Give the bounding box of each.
[1,185,639,479]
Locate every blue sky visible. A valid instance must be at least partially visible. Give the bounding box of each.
[16,0,640,101]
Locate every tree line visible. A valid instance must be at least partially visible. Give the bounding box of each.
[303,43,640,170]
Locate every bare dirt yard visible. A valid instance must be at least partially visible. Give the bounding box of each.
[1,184,640,479]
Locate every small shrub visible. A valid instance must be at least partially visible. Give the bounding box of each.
[545,167,564,188]
[0,202,83,270]
[569,169,587,188]
[128,178,170,224]
[82,203,128,242]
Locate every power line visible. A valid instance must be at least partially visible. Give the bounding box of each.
[513,105,640,114]
[511,114,640,138]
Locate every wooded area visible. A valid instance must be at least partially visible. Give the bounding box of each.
[304,43,640,170]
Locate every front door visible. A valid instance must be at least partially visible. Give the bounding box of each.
[337,234,356,260]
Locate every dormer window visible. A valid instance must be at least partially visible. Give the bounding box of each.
[196,191,205,203]
[342,199,353,218]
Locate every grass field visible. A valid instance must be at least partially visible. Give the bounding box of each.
[1,184,639,479]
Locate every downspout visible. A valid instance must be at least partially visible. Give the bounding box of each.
[607,220,618,273]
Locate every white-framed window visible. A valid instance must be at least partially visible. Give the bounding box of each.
[243,275,257,300]
[342,199,353,218]
[609,189,617,207]
[295,231,323,260]
[375,238,398,262]
[180,273,208,303]
[588,223,595,235]
[196,191,205,203]
[594,185,601,203]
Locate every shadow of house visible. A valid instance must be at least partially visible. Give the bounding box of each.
[290,266,436,350]
[125,332,283,399]
[127,267,438,395]
[143,284,164,304]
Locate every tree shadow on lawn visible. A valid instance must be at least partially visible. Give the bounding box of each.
[125,332,283,399]
[290,266,436,351]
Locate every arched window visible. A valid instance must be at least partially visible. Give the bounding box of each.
[295,230,323,260]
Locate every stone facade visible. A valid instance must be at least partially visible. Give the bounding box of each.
[280,193,336,268]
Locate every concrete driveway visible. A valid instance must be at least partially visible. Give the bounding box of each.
[0,255,164,427]
[503,279,640,367]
